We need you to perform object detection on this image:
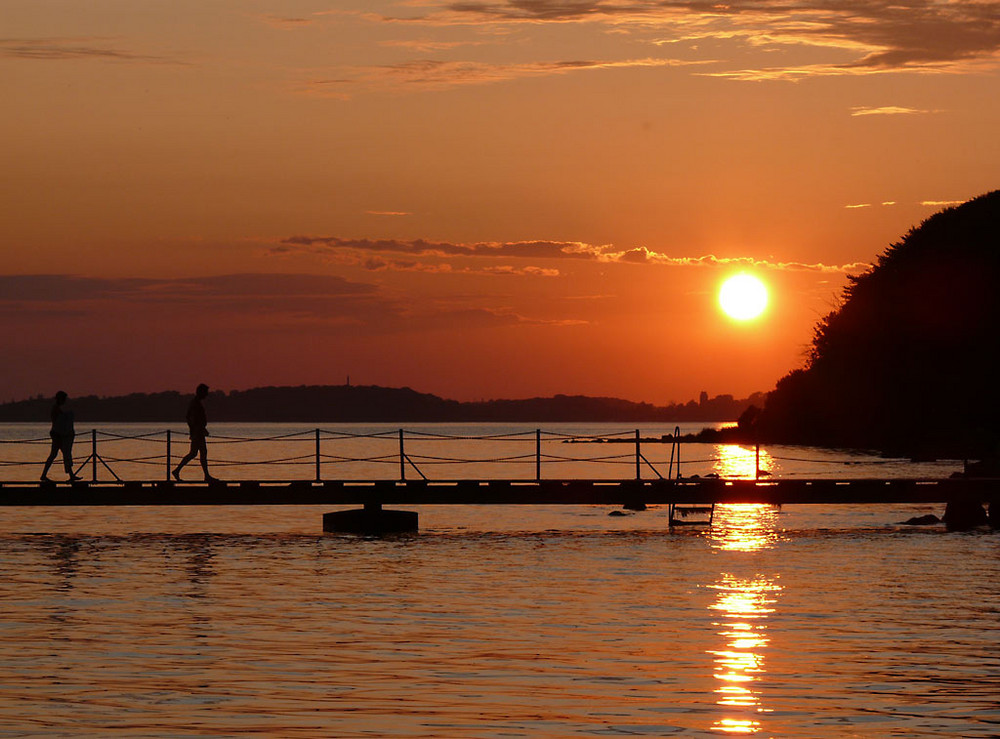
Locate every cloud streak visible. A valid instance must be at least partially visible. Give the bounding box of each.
[258,15,316,30]
[0,273,438,337]
[850,105,940,116]
[279,235,868,273]
[371,0,1000,80]
[0,274,577,336]
[0,274,382,323]
[921,199,965,207]
[380,38,489,52]
[0,37,179,64]
[306,56,698,93]
[358,256,560,276]
[847,199,971,210]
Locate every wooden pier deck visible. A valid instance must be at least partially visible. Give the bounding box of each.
[2,476,996,507]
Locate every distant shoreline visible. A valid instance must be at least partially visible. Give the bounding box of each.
[0,384,765,425]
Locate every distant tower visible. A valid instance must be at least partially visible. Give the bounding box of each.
[346,375,351,387]
[699,391,709,406]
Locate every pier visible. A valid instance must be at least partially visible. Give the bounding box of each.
[1,476,995,506]
[2,427,997,532]
[2,477,997,533]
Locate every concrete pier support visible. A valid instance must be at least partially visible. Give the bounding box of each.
[943,497,988,531]
[322,503,418,534]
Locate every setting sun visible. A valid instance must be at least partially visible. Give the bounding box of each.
[719,275,769,321]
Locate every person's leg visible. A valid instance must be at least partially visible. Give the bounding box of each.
[197,436,215,480]
[173,436,199,479]
[60,436,79,480]
[41,435,59,480]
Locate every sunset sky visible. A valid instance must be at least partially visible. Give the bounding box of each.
[2,0,998,405]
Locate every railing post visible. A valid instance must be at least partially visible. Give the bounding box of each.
[635,429,641,480]
[315,428,322,482]
[399,429,406,482]
[676,426,682,479]
[166,429,172,481]
[91,429,98,482]
[535,429,541,482]
[755,441,760,480]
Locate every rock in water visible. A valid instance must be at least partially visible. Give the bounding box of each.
[901,514,941,526]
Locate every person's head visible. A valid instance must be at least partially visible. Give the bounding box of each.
[55,391,68,405]
[196,383,209,399]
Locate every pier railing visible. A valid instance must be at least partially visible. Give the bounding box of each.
[0,426,959,484]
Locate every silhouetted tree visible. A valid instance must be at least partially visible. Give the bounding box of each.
[758,191,1000,456]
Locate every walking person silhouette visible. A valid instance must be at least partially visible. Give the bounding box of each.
[41,391,81,482]
[172,383,218,482]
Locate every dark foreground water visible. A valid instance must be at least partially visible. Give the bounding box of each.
[1,503,998,738]
[1,423,998,736]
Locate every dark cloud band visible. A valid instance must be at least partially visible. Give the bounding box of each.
[279,236,867,273]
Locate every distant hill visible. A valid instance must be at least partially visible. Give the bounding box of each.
[0,385,765,424]
[753,190,1000,456]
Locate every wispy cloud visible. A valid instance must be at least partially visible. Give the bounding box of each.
[358,255,560,276]
[258,15,316,30]
[0,37,179,64]
[380,38,489,52]
[307,1,1000,96]
[304,56,701,94]
[404,306,587,331]
[850,105,940,116]
[278,235,868,273]
[0,273,424,336]
[606,248,871,273]
[0,274,580,335]
[393,0,1000,79]
[847,199,957,209]
[365,210,413,216]
[280,235,597,259]
[921,199,965,207]
[0,273,376,310]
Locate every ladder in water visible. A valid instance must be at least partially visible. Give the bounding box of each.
[667,426,715,526]
[668,502,715,526]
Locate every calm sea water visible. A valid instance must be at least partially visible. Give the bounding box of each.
[1,424,998,737]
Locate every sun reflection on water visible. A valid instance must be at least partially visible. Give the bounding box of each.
[709,503,782,552]
[713,443,773,479]
[706,503,783,734]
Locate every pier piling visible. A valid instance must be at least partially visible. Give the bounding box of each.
[323,503,419,535]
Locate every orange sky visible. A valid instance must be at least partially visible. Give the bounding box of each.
[2,1,998,404]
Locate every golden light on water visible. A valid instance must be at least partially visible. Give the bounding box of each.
[708,446,782,553]
[713,443,773,479]
[706,503,783,734]
[714,718,762,734]
[708,575,782,733]
[709,504,782,552]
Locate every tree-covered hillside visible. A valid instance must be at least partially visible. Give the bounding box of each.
[755,191,1000,456]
